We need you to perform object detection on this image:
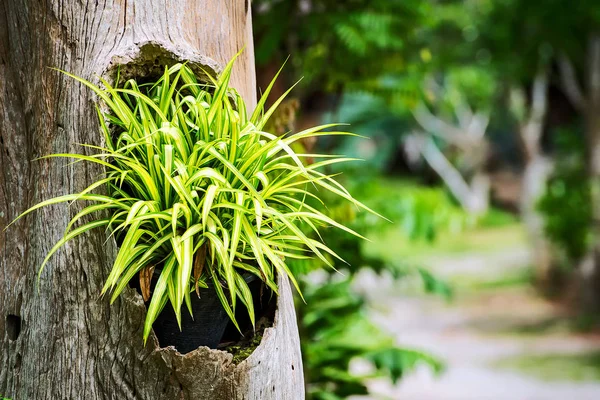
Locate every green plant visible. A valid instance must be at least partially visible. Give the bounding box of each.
[290,176,449,399]
[538,129,591,262]
[300,277,443,400]
[11,56,377,343]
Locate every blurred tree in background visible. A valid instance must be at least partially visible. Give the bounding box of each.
[253,0,600,396]
[478,0,600,310]
[253,0,427,92]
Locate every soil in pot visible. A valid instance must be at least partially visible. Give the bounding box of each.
[218,277,277,362]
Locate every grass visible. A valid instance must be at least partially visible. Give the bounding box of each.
[478,207,519,228]
[348,175,524,263]
[480,314,600,337]
[450,266,534,292]
[501,317,574,336]
[493,351,600,382]
[364,223,526,265]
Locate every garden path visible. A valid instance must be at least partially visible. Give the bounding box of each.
[355,237,600,400]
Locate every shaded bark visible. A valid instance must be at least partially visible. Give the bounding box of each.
[0,1,304,398]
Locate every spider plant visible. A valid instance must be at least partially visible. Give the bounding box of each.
[11,55,380,344]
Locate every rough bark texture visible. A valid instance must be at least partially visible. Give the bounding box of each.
[0,1,304,399]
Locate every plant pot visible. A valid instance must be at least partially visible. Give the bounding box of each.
[151,274,257,353]
[152,285,229,353]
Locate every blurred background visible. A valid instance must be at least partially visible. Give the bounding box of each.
[252,1,600,399]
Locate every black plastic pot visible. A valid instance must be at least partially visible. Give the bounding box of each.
[151,274,257,353]
[152,284,230,353]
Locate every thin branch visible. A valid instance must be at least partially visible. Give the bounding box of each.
[588,32,600,107]
[520,67,549,161]
[509,85,527,123]
[449,91,474,130]
[558,52,586,112]
[530,67,550,123]
[467,112,489,140]
[407,132,474,212]
[412,103,464,144]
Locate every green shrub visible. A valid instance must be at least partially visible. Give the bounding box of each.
[538,130,591,262]
[300,277,443,400]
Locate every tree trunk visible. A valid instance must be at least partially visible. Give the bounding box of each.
[468,171,491,216]
[579,33,600,314]
[0,1,304,399]
[521,155,555,288]
[558,33,600,313]
[512,69,558,292]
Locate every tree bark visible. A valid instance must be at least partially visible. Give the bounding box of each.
[581,32,600,314]
[512,69,557,291]
[521,156,554,287]
[0,1,304,399]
